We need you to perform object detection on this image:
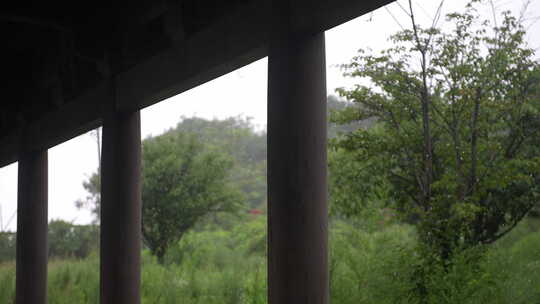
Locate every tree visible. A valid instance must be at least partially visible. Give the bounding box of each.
[327,95,375,139]
[48,219,99,259]
[328,96,388,226]
[172,117,267,210]
[75,127,102,223]
[78,116,267,218]
[0,231,15,262]
[331,0,540,260]
[142,130,243,263]
[74,173,100,223]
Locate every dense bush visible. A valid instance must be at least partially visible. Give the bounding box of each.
[48,220,99,259]
[329,219,540,304]
[330,222,418,304]
[0,216,539,303]
[0,233,15,263]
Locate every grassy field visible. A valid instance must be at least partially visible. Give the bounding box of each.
[0,216,539,303]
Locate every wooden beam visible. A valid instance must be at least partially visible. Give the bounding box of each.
[267,2,328,302]
[16,149,48,304]
[0,0,394,168]
[100,110,142,304]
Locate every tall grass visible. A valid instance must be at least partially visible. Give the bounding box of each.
[0,261,14,303]
[48,254,100,304]
[329,219,540,304]
[0,217,539,303]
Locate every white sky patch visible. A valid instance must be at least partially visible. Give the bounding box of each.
[0,163,17,231]
[141,57,268,137]
[0,0,539,231]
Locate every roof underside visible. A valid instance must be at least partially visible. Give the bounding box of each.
[1,0,394,167]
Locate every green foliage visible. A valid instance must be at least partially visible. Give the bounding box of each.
[328,96,389,224]
[48,220,99,259]
[165,214,267,266]
[0,233,15,263]
[75,173,100,223]
[142,129,244,263]
[74,116,266,264]
[330,221,418,304]
[329,219,540,304]
[0,218,539,303]
[75,117,265,263]
[328,144,391,226]
[0,220,98,263]
[335,218,540,303]
[408,246,497,304]
[331,1,540,261]
[0,216,269,304]
[327,95,375,139]
[0,262,14,303]
[140,216,267,304]
[77,116,267,219]
[173,116,267,209]
[47,255,100,304]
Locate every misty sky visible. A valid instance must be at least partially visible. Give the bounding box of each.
[0,0,539,231]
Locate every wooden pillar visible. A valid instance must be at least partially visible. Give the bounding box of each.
[100,110,141,304]
[267,4,329,303]
[16,149,48,304]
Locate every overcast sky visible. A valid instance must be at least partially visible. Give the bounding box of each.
[1,0,539,231]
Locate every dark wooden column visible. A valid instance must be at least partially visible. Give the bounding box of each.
[100,110,142,304]
[267,5,329,304]
[16,149,48,304]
